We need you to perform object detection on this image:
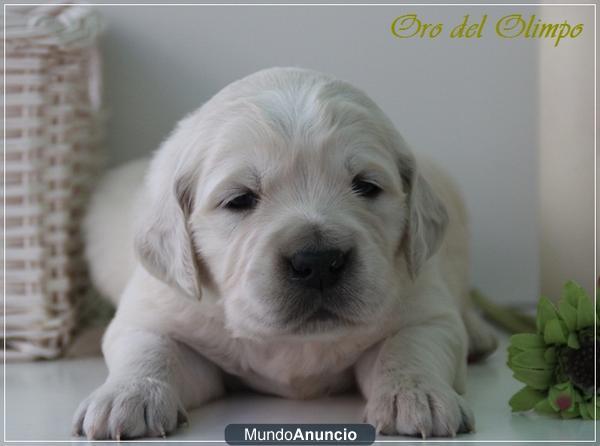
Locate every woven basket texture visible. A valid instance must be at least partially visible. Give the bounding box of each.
[2,4,104,360]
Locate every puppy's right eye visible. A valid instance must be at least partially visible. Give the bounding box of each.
[352,176,382,199]
[224,192,259,211]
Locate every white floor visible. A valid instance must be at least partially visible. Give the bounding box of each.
[3,335,596,444]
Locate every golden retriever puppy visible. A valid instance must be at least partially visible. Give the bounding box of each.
[74,67,497,440]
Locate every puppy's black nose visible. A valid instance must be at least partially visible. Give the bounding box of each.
[287,249,350,290]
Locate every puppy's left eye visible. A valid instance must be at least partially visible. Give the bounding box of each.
[352,177,381,198]
[224,191,259,211]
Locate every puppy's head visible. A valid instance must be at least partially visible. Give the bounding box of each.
[135,68,448,339]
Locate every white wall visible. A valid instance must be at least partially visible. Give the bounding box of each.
[94,3,547,304]
[538,4,595,298]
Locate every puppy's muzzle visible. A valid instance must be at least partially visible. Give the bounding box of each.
[285,248,352,290]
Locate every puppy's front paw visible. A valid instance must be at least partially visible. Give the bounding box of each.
[364,375,474,438]
[73,377,187,440]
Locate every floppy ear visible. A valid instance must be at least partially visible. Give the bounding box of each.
[400,156,449,278]
[134,151,202,300]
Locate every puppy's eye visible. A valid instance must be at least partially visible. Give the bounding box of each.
[224,192,259,211]
[352,177,381,198]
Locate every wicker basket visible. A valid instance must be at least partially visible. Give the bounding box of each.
[2,4,104,360]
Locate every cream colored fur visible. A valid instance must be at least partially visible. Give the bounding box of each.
[75,67,497,440]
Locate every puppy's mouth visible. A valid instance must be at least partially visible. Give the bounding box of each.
[289,304,360,334]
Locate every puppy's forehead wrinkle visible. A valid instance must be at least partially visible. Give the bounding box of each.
[256,92,319,142]
[195,79,407,211]
[215,73,396,153]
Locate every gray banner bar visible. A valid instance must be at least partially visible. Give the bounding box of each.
[225,423,375,445]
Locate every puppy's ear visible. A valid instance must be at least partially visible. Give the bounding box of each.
[400,155,449,278]
[134,155,202,300]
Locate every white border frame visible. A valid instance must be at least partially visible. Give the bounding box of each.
[2,1,597,444]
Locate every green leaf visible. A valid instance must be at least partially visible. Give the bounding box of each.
[544,319,568,345]
[557,300,577,331]
[534,397,558,414]
[537,297,558,334]
[509,386,546,412]
[567,332,580,349]
[578,402,589,419]
[582,402,595,419]
[510,333,545,349]
[553,381,571,390]
[576,293,595,330]
[562,281,585,307]
[560,281,595,329]
[572,388,584,403]
[560,406,581,419]
[589,402,599,420]
[508,345,523,361]
[512,367,553,390]
[511,350,553,370]
[544,347,556,364]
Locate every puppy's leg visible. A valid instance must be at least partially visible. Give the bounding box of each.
[355,311,474,438]
[72,326,224,440]
[463,308,498,361]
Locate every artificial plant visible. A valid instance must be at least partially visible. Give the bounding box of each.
[507,281,598,419]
